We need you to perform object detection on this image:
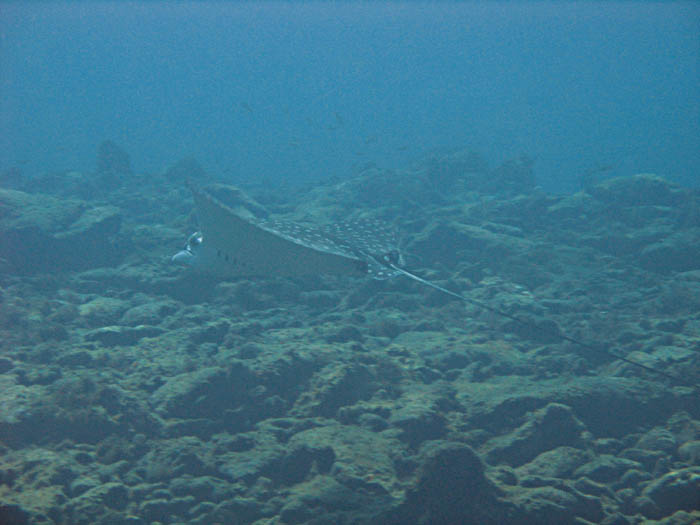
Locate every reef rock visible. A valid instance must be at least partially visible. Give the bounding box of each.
[588,173,683,207]
[0,189,122,274]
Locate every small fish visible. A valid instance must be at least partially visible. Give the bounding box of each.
[241,102,253,113]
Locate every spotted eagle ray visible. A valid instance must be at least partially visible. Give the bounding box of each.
[172,182,404,279]
[173,182,696,388]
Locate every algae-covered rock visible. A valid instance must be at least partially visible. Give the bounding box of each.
[678,440,700,463]
[409,220,527,268]
[0,188,83,231]
[0,503,32,525]
[150,367,229,419]
[278,475,378,524]
[204,183,269,220]
[68,481,129,513]
[515,446,591,479]
[189,320,230,345]
[638,230,700,273]
[136,436,212,484]
[120,300,179,326]
[150,363,256,419]
[0,188,122,274]
[84,325,163,347]
[215,431,286,484]
[79,297,131,326]
[423,150,534,197]
[55,204,121,240]
[389,391,448,448]
[635,427,677,453]
[573,455,643,483]
[458,375,689,440]
[510,484,604,524]
[545,192,595,224]
[588,173,684,207]
[203,497,263,524]
[291,363,376,418]
[486,155,536,196]
[484,403,587,467]
[642,467,700,518]
[285,423,398,489]
[389,441,512,525]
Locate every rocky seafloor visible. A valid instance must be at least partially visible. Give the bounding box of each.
[0,149,699,524]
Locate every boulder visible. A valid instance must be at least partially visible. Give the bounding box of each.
[588,174,683,207]
[389,441,511,525]
[642,467,700,518]
[484,403,587,467]
[0,189,122,274]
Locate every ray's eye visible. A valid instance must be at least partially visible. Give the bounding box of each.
[383,250,400,265]
[382,250,401,264]
[186,232,203,251]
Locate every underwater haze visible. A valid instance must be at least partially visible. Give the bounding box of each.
[1,1,699,191]
[3,3,700,525]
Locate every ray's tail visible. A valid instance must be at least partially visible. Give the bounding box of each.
[387,263,699,389]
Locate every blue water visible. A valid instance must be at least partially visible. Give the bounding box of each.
[1,2,698,192]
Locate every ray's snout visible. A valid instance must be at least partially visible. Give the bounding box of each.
[172,231,203,266]
[172,249,194,265]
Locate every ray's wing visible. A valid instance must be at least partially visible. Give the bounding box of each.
[188,183,367,278]
[254,218,358,259]
[254,217,404,280]
[321,219,404,280]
